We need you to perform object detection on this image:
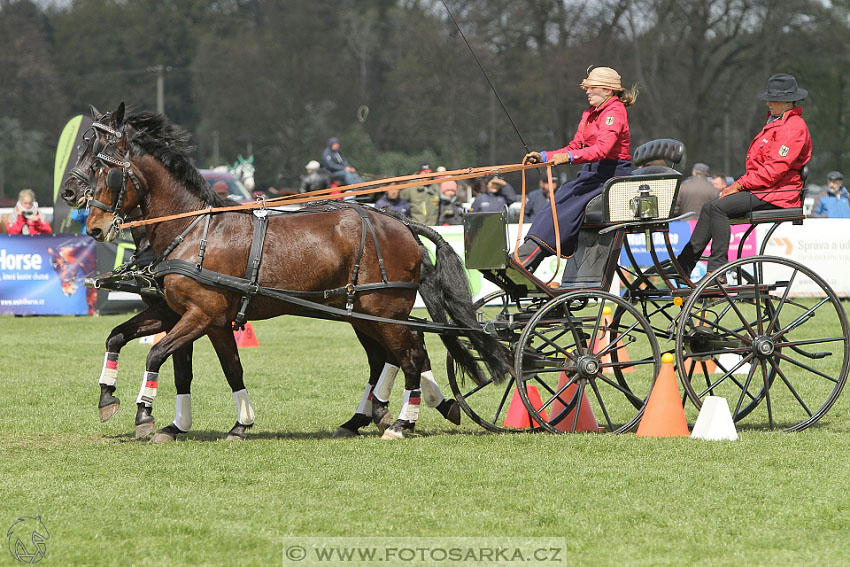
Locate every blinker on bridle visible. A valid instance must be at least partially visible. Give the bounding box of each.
[86,120,140,233]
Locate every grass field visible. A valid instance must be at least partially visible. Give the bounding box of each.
[2,311,850,566]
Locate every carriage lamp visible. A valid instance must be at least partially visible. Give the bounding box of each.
[629,184,659,220]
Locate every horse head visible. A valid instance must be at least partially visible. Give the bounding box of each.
[85,102,142,242]
[60,105,108,208]
[233,154,256,191]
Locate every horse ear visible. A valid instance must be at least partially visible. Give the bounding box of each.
[90,105,103,121]
[237,154,244,162]
[248,155,254,163]
[114,102,125,127]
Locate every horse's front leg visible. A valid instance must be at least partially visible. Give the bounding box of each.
[98,303,178,422]
[133,311,208,439]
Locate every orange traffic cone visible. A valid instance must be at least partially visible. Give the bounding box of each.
[592,306,633,374]
[503,385,548,428]
[636,353,689,437]
[550,372,604,432]
[234,322,260,348]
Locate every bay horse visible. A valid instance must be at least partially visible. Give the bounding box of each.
[64,108,463,440]
[82,103,508,439]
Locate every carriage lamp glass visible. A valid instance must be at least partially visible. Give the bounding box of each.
[629,184,658,219]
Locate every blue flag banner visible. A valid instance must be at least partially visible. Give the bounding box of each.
[0,235,97,315]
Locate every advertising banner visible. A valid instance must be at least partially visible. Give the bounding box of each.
[52,114,94,234]
[0,235,97,315]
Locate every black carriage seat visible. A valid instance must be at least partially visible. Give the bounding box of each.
[631,138,686,169]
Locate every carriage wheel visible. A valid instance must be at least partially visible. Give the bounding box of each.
[446,291,539,433]
[675,256,850,431]
[514,291,661,433]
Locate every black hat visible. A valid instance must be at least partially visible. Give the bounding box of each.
[827,171,843,181]
[759,74,807,102]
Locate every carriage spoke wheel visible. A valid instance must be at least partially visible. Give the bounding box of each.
[446,291,541,432]
[675,256,850,431]
[514,291,660,434]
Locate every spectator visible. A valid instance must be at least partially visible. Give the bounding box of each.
[300,160,332,194]
[524,175,558,221]
[812,171,850,218]
[491,176,518,205]
[401,163,440,225]
[676,73,811,280]
[673,162,718,221]
[436,181,464,225]
[374,187,412,218]
[711,174,728,192]
[321,137,363,188]
[212,181,231,199]
[470,177,509,213]
[7,189,51,235]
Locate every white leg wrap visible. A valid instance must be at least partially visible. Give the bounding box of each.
[136,371,158,406]
[99,352,119,387]
[398,389,421,423]
[420,370,444,408]
[373,363,399,403]
[173,394,192,432]
[355,383,373,415]
[233,389,255,426]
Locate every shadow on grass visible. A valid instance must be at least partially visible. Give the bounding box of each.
[103,427,509,443]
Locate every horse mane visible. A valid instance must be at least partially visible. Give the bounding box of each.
[125,112,229,207]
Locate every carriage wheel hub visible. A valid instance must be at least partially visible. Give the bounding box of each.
[752,336,775,358]
[577,356,600,378]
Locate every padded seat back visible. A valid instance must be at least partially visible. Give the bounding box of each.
[631,139,685,169]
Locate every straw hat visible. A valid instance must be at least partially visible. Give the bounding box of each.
[580,67,622,91]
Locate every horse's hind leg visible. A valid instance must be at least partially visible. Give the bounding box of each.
[99,303,177,422]
[379,326,427,440]
[418,346,461,426]
[205,327,255,441]
[150,343,194,443]
[334,330,393,438]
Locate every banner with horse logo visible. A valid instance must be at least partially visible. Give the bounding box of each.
[0,235,96,315]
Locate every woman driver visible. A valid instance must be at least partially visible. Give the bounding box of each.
[517,66,637,272]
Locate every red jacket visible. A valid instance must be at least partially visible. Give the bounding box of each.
[544,96,631,164]
[7,213,52,235]
[737,106,811,208]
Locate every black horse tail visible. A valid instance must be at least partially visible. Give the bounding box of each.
[409,221,511,385]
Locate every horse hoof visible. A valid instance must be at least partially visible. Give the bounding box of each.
[135,420,155,439]
[98,386,120,422]
[332,427,359,438]
[381,419,414,440]
[438,399,462,426]
[226,422,252,441]
[98,400,120,422]
[151,424,182,443]
[381,425,404,440]
[372,404,393,434]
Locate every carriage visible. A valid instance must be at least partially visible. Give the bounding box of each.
[445,138,849,434]
[74,105,849,439]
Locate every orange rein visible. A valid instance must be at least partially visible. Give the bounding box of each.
[513,163,560,284]
[119,161,554,230]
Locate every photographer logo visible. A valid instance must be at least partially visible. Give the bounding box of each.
[7,516,49,564]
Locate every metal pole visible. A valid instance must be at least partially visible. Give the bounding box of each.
[156,66,164,115]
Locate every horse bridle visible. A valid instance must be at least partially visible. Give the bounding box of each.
[86,120,142,231]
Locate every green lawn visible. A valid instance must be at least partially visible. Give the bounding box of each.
[2,312,850,566]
